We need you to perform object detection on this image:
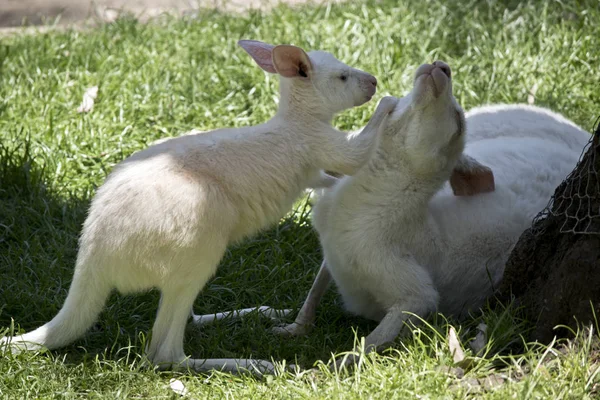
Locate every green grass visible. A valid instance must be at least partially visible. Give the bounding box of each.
[1,0,599,398]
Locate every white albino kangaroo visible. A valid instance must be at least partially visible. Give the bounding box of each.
[0,39,394,374]
[274,61,589,367]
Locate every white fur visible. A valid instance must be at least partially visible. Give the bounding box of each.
[0,41,383,374]
[276,63,590,364]
[464,103,587,151]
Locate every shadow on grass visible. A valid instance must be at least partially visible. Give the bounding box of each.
[0,136,532,372]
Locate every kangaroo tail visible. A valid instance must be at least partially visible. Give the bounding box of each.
[2,255,112,351]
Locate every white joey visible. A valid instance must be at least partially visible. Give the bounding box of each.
[1,39,388,375]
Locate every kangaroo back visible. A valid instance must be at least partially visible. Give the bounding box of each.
[465,104,590,151]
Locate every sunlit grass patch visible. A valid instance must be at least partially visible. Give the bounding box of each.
[1,0,599,398]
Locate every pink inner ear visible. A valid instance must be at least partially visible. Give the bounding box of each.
[272,45,312,78]
[238,40,277,74]
[450,167,496,196]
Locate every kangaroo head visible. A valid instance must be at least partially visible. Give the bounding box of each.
[239,40,377,119]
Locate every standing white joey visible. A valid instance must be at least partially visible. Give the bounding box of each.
[276,61,588,370]
[189,95,399,329]
[0,39,385,375]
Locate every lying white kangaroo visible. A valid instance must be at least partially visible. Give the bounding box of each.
[274,61,589,367]
[0,39,394,374]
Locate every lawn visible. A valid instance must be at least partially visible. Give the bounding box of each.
[1,0,599,398]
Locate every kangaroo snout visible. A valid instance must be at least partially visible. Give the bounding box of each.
[414,61,451,98]
[369,75,378,87]
[363,73,378,99]
[432,61,451,78]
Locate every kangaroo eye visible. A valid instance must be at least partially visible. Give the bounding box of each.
[340,74,348,81]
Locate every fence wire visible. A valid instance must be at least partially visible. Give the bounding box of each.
[531,117,600,236]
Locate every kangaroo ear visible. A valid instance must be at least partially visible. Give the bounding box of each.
[272,45,313,78]
[238,40,277,73]
[450,155,495,196]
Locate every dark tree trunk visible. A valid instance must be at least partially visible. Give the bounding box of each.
[498,123,600,343]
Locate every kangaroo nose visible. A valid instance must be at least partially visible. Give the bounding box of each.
[369,76,377,87]
[432,61,451,78]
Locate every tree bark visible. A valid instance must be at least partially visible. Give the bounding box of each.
[498,124,600,343]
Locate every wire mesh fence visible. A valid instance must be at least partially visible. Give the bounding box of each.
[531,116,600,236]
